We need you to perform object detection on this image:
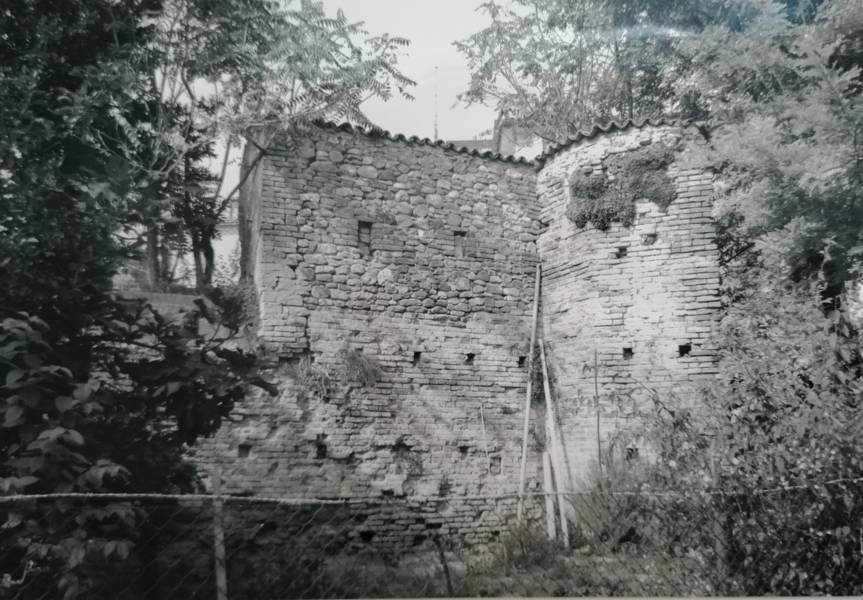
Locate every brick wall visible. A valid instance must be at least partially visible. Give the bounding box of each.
[199,125,543,519]
[535,124,721,488]
[193,121,723,547]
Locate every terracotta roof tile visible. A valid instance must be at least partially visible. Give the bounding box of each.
[310,118,692,169]
[535,117,692,164]
[311,120,534,166]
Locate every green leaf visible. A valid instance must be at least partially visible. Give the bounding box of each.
[1,512,23,529]
[103,540,117,558]
[61,428,85,447]
[72,382,92,402]
[5,369,24,386]
[68,545,86,568]
[55,396,78,412]
[116,540,131,560]
[4,405,24,427]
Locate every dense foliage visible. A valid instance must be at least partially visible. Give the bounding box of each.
[565,143,675,229]
[110,0,415,289]
[462,0,863,594]
[0,0,409,596]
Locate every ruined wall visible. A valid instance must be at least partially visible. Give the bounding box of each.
[193,120,724,548]
[198,124,543,532]
[535,122,721,488]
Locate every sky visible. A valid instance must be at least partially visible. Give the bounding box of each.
[321,0,498,141]
[214,1,499,196]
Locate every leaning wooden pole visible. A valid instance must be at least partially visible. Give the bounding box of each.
[517,264,541,521]
[540,342,570,547]
[542,451,556,540]
[480,402,491,474]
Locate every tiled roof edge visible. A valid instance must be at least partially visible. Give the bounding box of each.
[534,118,694,165]
[309,120,535,166]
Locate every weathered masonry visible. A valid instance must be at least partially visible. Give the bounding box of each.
[194,119,720,545]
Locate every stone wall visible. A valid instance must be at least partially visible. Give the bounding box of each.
[535,122,721,488]
[198,124,543,524]
[192,120,723,548]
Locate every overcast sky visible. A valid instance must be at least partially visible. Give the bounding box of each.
[216,1,498,195]
[322,0,497,141]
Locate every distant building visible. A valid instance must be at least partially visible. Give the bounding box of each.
[447,114,544,160]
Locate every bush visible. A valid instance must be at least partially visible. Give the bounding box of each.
[491,520,562,570]
[287,355,335,403]
[338,345,383,387]
[566,143,676,230]
[607,274,863,594]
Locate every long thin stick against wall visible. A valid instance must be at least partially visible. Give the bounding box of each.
[542,451,556,540]
[480,402,491,474]
[516,263,541,521]
[594,348,603,486]
[540,341,570,547]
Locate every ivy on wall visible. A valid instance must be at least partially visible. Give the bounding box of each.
[566,143,677,231]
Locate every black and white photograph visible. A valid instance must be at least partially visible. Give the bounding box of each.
[1,0,862,597]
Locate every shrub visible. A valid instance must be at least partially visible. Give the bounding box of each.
[338,345,383,387]
[566,143,676,230]
[288,355,334,403]
[491,520,562,570]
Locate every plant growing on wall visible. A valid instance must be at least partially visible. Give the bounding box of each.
[566,172,634,230]
[566,143,676,230]
[288,345,382,405]
[338,346,383,387]
[288,356,334,404]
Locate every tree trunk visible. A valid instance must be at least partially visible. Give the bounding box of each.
[202,227,215,288]
[192,233,205,291]
[159,238,172,284]
[146,225,162,291]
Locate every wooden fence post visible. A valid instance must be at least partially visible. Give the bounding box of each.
[212,467,228,600]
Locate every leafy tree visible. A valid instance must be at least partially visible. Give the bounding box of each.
[553,1,863,592]
[675,0,863,301]
[0,0,410,596]
[455,0,776,140]
[455,0,857,140]
[126,0,415,289]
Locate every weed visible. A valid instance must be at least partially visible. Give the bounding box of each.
[567,143,676,230]
[491,520,562,571]
[287,355,334,403]
[338,345,383,386]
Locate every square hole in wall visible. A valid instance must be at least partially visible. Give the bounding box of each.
[465,352,475,365]
[622,347,634,360]
[238,443,252,459]
[454,230,467,258]
[315,442,327,459]
[412,351,422,366]
[642,233,658,245]
[517,355,527,367]
[615,246,628,259]
[358,221,372,256]
[678,343,692,357]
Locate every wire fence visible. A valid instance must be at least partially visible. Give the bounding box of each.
[2,482,863,598]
